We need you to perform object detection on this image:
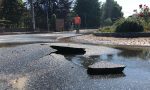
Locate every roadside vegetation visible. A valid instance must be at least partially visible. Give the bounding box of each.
[100,4,150,33]
[0,0,150,33]
[0,0,123,31]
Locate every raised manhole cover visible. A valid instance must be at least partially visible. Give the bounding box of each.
[88,61,126,75]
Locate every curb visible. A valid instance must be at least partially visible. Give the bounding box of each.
[93,32,150,38]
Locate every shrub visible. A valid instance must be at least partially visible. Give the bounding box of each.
[103,18,113,26]
[113,18,125,27]
[139,19,150,32]
[115,18,144,33]
[99,26,115,33]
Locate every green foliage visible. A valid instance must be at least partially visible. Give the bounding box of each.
[0,20,11,27]
[29,0,72,18]
[138,19,150,32]
[116,18,144,33]
[27,0,72,30]
[1,0,24,26]
[101,0,123,26]
[99,26,115,33]
[103,18,113,26]
[113,18,125,27]
[99,17,150,33]
[74,0,101,28]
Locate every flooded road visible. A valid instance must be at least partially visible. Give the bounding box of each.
[64,46,150,90]
[0,33,150,90]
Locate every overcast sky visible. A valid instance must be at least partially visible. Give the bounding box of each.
[100,0,150,17]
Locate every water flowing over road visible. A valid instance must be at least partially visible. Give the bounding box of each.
[0,32,150,90]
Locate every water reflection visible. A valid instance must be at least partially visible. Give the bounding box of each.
[65,46,150,69]
[66,55,100,68]
[115,47,150,60]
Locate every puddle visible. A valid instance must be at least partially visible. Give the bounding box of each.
[64,46,150,67]
[65,55,100,68]
[50,44,150,84]
[57,46,150,78]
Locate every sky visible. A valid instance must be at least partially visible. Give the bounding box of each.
[99,0,150,17]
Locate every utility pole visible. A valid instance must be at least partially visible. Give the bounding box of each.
[84,13,87,29]
[31,0,36,31]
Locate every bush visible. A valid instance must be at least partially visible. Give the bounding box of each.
[113,18,125,27]
[139,19,150,32]
[0,19,12,28]
[99,26,115,33]
[103,18,113,26]
[143,23,150,32]
[115,18,144,33]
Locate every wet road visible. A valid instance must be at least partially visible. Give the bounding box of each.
[0,33,80,44]
[0,43,118,90]
[0,29,97,44]
[1,43,150,90]
[0,33,150,90]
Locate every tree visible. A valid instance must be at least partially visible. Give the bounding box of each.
[104,18,112,26]
[101,0,123,26]
[0,0,4,7]
[26,0,72,30]
[1,0,24,27]
[27,0,72,19]
[74,0,101,28]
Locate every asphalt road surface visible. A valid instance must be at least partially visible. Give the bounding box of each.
[0,32,150,90]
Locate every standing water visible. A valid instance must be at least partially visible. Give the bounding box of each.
[63,46,150,89]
